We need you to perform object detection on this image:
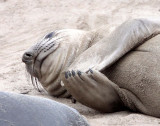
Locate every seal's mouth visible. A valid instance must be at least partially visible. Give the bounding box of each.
[33,50,54,78]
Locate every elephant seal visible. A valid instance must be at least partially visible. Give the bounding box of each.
[22,18,160,117]
[0,91,89,126]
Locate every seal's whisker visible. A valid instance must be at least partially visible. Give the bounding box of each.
[33,36,66,69]
[25,64,42,93]
[30,63,40,92]
[31,75,36,90]
[36,38,50,54]
[37,37,62,53]
[35,77,41,92]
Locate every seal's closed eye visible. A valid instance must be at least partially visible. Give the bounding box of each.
[45,31,55,39]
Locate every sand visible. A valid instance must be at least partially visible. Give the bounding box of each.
[0,0,160,125]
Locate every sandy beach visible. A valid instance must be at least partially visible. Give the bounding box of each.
[0,0,160,125]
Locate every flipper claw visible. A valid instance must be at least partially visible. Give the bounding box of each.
[72,70,76,77]
[77,70,82,76]
[89,68,93,74]
[65,71,68,79]
[68,71,72,77]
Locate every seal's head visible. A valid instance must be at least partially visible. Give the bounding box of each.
[22,31,62,79]
[22,29,93,96]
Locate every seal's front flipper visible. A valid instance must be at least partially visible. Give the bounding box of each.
[68,18,160,72]
[61,69,124,112]
[96,18,160,71]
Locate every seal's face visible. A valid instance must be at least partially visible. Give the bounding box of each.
[22,31,64,79]
[22,29,91,93]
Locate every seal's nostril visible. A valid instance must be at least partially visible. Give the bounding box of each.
[22,52,33,63]
[25,53,32,58]
[24,52,33,58]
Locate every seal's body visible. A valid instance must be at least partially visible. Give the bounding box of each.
[0,91,89,126]
[22,18,160,117]
[104,34,160,116]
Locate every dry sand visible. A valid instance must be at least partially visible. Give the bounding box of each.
[0,0,160,125]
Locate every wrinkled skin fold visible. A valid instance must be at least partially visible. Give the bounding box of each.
[23,18,160,117]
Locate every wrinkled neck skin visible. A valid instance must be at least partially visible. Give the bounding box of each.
[39,29,104,89]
